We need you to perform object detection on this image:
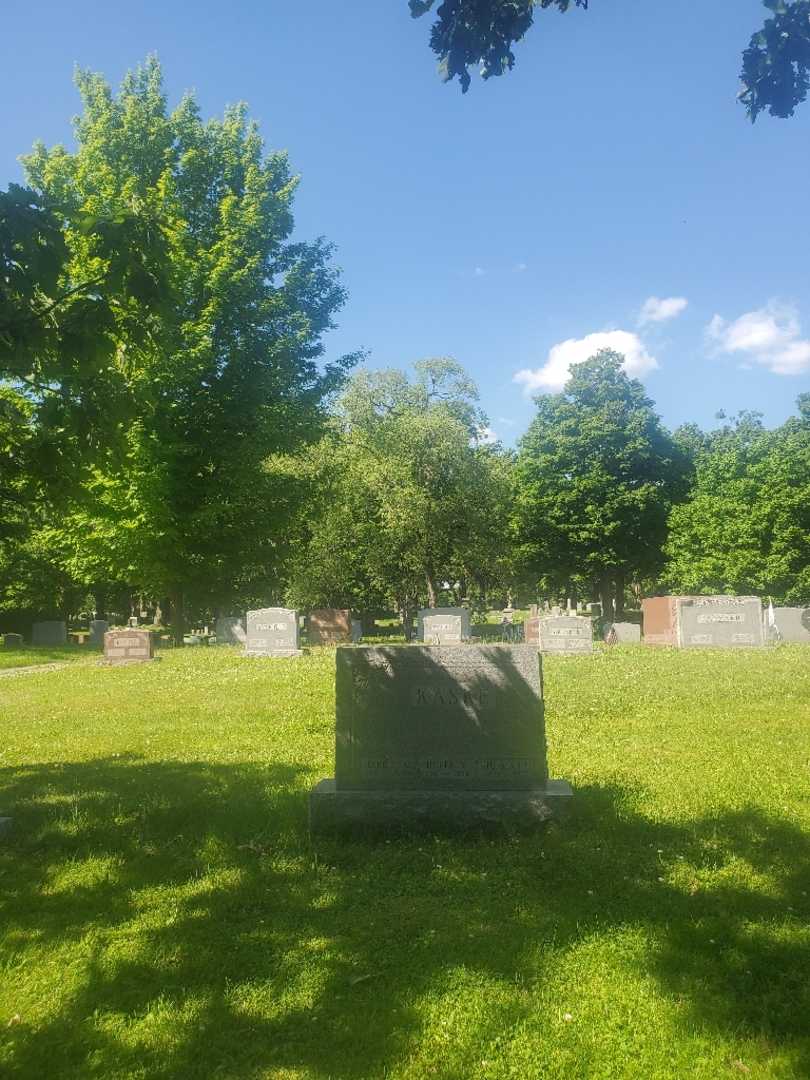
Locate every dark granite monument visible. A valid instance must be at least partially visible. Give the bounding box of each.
[102,629,155,665]
[525,615,593,655]
[769,607,810,645]
[676,596,764,648]
[417,607,470,644]
[309,644,572,835]
[215,616,246,645]
[605,622,642,645]
[245,607,302,657]
[3,633,23,649]
[31,621,67,646]
[88,620,108,646]
[308,609,352,645]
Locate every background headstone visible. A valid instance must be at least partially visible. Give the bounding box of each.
[3,633,23,649]
[103,629,155,665]
[88,620,108,646]
[417,607,470,644]
[535,615,593,655]
[605,622,642,645]
[641,596,688,646]
[308,609,352,645]
[127,616,139,628]
[245,607,302,657]
[31,621,66,646]
[676,596,764,648]
[351,619,363,643]
[215,616,246,645]
[310,644,572,834]
[769,607,810,644]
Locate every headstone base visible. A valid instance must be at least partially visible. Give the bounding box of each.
[309,778,573,837]
[98,657,160,667]
[243,648,303,659]
[0,817,13,839]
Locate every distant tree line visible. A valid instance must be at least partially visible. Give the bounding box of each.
[2,58,809,641]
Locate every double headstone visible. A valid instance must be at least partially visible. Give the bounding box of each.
[309,644,572,835]
[245,608,302,657]
[768,607,810,644]
[3,633,23,649]
[31,621,66,646]
[308,609,352,646]
[88,620,108,646]
[103,629,155,665]
[643,596,764,648]
[416,607,470,645]
[524,615,593,655]
[215,616,246,645]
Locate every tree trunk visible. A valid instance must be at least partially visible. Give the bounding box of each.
[93,587,107,619]
[425,573,437,608]
[401,603,414,641]
[599,573,614,622]
[170,588,185,646]
[614,570,626,618]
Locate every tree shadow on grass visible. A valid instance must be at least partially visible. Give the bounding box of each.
[1,758,809,1078]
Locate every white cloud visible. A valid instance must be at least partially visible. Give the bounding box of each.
[707,302,810,376]
[473,266,486,277]
[515,262,528,273]
[476,425,498,445]
[514,330,658,395]
[638,296,688,325]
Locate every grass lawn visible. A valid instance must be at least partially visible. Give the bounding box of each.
[1,644,809,1079]
[0,644,99,671]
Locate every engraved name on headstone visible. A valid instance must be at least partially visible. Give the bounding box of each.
[676,596,764,648]
[417,607,470,645]
[103,628,155,665]
[245,607,302,657]
[215,616,246,645]
[31,621,67,646]
[310,645,572,834]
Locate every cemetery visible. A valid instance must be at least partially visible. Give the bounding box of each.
[2,13,810,1079]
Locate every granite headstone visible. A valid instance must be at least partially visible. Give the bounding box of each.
[308,609,352,645]
[676,596,764,648]
[103,629,155,665]
[3,633,23,649]
[605,622,642,645]
[245,607,302,657]
[533,615,593,655]
[309,644,572,835]
[417,607,470,645]
[215,616,246,645]
[31,621,66,646]
[769,606,810,644]
[88,620,108,646]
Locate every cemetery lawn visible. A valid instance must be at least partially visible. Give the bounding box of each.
[0,644,97,671]
[1,646,810,1079]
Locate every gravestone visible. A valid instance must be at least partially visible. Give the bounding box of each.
[3,633,23,649]
[529,604,539,618]
[245,607,302,657]
[102,628,155,665]
[641,596,689,646]
[310,644,572,835]
[586,602,602,618]
[351,619,363,644]
[88,620,108,646]
[308,609,352,645]
[769,607,810,644]
[605,622,642,645]
[676,596,764,648]
[127,616,139,628]
[417,607,470,645]
[31,621,66,646]
[215,616,246,645]
[531,615,593,655]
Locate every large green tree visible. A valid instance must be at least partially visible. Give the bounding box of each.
[664,401,810,603]
[410,0,810,120]
[20,58,354,638]
[512,349,689,617]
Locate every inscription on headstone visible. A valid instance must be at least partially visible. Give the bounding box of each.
[215,616,246,645]
[310,645,572,834]
[308,609,352,646]
[32,621,67,646]
[534,615,593,655]
[102,629,155,665]
[676,597,764,648]
[417,607,470,645]
[3,633,23,649]
[769,607,810,644]
[245,607,302,657]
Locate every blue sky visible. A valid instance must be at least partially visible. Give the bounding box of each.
[3,1,809,443]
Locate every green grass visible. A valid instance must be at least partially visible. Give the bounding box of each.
[1,644,809,1079]
[0,643,98,670]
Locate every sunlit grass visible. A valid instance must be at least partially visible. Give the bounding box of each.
[1,644,809,1078]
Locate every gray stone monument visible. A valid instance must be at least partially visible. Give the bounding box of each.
[309,644,572,835]
[351,619,363,643]
[88,620,108,646]
[215,616,246,645]
[102,628,156,665]
[3,633,23,649]
[676,596,764,648]
[417,607,470,644]
[245,607,302,658]
[31,621,67,646]
[535,615,594,655]
[769,607,810,644]
[605,622,642,645]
